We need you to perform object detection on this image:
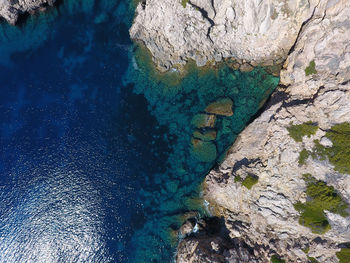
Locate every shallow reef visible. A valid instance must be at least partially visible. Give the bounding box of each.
[124,44,279,262]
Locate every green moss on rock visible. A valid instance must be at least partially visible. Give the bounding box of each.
[336,248,350,263]
[299,148,309,165]
[241,174,259,189]
[294,174,349,234]
[287,121,318,142]
[271,255,285,263]
[305,60,317,76]
[308,256,319,263]
[234,175,242,183]
[313,123,350,174]
[181,0,189,8]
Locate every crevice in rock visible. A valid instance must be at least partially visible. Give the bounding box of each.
[231,158,262,175]
[210,0,216,18]
[287,2,319,56]
[188,1,215,42]
[341,79,350,86]
[268,85,329,122]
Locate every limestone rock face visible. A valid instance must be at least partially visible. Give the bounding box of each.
[0,0,56,25]
[176,217,260,263]
[130,0,319,71]
[200,0,350,262]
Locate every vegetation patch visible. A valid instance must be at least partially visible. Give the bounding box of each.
[287,121,318,142]
[181,0,189,8]
[312,123,350,174]
[336,248,350,263]
[308,256,319,263]
[234,174,258,189]
[241,174,259,189]
[294,174,349,234]
[299,148,310,165]
[305,60,317,76]
[234,175,242,183]
[271,255,285,263]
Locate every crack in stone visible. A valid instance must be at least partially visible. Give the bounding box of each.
[188,1,215,42]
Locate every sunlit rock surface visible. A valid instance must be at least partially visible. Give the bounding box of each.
[196,0,350,262]
[0,0,56,24]
[130,0,319,71]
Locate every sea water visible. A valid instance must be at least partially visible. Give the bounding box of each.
[0,1,279,262]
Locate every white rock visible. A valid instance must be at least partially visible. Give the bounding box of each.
[0,0,56,25]
[130,0,319,71]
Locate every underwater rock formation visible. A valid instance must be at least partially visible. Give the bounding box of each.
[200,0,350,262]
[0,0,56,24]
[205,97,233,117]
[130,0,319,71]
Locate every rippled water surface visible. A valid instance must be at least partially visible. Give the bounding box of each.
[0,1,279,262]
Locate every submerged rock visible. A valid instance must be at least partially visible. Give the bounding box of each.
[205,98,233,117]
[191,113,216,128]
[192,129,216,142]
[0,0,56,25]
[191,138,217,163]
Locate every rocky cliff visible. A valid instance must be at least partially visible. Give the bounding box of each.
[189,0,349,262]
[131,0,350,262]
[130,0,319,72]
[0,0,56,25]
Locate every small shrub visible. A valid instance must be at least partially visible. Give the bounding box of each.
[311,123,350,174]
[287,121,318,142]
[181,0,189,8]
[305,60,317,76]
[302,247,310,254]
[234,175,242,183]
[294,174,349,234]
[241,174,259,189]
[336,248,350,263]
[299,148,309,165]
[323,123,350,174]
[271,255,285,263]
[308,256,319,263]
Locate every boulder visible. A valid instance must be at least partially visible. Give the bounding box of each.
[205,98,233,116]
[191,114,216,128]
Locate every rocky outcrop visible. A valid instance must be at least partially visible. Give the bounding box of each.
[130,0,320,71]
[199,0,350,262]
[176,217,260,263]
[0,0,56,25]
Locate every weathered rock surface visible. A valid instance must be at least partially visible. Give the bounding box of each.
[200,0,350,262]
[130,0,319,71]
[0,0,56,25]
[176,217,260,263]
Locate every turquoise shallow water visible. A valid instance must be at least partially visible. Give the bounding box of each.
[0,1,279,262]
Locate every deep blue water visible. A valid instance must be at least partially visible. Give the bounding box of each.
[0,1,279,262]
